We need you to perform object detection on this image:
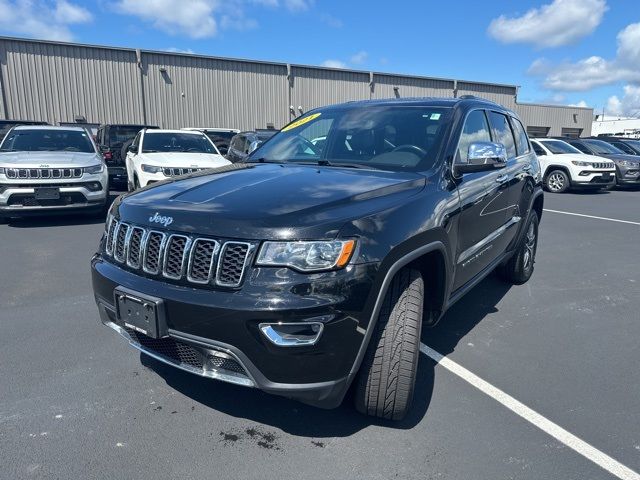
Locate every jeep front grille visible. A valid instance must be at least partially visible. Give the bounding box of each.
[592,162,613,169]
[105,219,252,288]
[162,167,204,177]
[5,167,83,179]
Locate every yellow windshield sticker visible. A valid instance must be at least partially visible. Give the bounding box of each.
[281,112,322,132]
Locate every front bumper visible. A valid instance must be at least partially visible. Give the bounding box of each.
[570,170,616,187]
[91,255,377,408]
[615,165,640,185]
[0,173,108,214]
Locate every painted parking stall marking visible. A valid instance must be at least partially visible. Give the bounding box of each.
[544,209,640,226]
[419,343,640,480]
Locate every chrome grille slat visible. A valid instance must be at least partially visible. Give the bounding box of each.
[216,242,251,287]
[104,223,251,287]
[162,234,190,280]
[187,238,220,284]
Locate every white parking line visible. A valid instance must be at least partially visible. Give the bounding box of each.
[543,209,640,226]
[419,343,640,480]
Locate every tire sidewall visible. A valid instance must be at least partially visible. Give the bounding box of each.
[545,170,570,193]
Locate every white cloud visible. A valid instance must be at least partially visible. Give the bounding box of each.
[488,0,607,48]
[251,0,312,10]
[606,85,640,116]
[320,13,342,28]
[321,59,347,69]
[165,47,195,54]
[569,100,589,108]
[530,22,640,91]
[0,0,92,41]
[114,0,217,38]
[350,51,368,65]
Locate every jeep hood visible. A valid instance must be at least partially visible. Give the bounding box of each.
[115,163,426,239]
[0,151,102,168]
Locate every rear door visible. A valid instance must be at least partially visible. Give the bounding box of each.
[453,109,511,290]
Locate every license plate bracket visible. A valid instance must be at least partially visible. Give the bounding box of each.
[601,173,611,180]
[34,187,60,200]
[114,287,167,339]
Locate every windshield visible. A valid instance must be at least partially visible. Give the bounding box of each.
[539,140,581,154]
[204,131,236,142]
[0,129,95,153]
[621,140,640,154]
[582,139,624,155]
[142,132,217,153]
[109,127,143,146]
[248,106,451,171]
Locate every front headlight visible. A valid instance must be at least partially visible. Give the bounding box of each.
[84,164,104,174]
[256,239,356,272]
[618,160,640,167]
[571,160,590,166]
[141,164,163,174]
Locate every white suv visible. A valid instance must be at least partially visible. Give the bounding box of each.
[0,126,108,221]
[125,129,230,190]
[531,138,616,193]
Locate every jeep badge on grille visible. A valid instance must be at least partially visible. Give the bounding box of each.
[149,212,174,227]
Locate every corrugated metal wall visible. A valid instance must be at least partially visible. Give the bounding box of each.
[0,37,593,136]
[0,38,144,124]
[514,103,593,137]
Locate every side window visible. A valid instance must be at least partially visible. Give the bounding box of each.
[532,142,546,156]
[488,111,516,159]
[456,110,492,163]
[511,118,530,155]
[611,141,633,154]
[131,132,141,151]
[96,128,103,145]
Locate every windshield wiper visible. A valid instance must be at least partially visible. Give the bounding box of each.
[250,157,287,164]
[314,159,377,170]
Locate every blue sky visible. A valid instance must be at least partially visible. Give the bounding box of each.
[1,0,639,116]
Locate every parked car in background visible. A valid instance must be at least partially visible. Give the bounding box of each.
[0,126,108,221]
[0,119,49,140]
[181,128,239,156]
[92,97,543,420]
[125,129,230,189]
[594,136,640,156]
[96,124,159,186]
[226,129,277,162]
[531,138,615,193]
[561,137,640,188]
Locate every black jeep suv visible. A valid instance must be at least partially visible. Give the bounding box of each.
[91,97,543,420]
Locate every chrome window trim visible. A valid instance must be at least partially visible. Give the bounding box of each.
[186,237,220,284]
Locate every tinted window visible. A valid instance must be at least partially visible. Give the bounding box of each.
[456,110,492,163]
[610,141,635,155]
[141,132,216,153]
[511,118,530,155]
[569,141,591,154]
[109,126,143,146]
[624,140,640,154]
[539,140,581,154]
[204,131,235,143]
[250,106,452,171]
[532,142,546,156]
[131,132,141,150]
[488,111,516,158]
[1,129,95,153]
[582,139,624,155]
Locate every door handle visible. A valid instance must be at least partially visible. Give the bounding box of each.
[522,164,532,172]
[495,174,508,184]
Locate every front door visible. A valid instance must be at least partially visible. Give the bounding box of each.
[453,109,511,290]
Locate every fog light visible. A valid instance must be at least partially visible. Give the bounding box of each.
[259,322,324,347]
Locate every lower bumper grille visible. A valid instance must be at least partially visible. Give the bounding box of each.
[7,192,89,207]
[126,327,204,369]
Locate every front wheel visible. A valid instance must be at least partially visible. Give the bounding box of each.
[498,210,539,285]
[545,170,570,193]
[355,268,424,421]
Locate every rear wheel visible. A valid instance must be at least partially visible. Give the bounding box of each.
[498,210,539,285]
[545,170,570,193]
[355,268,424,421]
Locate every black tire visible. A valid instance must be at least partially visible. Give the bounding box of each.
[498,210,539,285]
[120,139,133,162]
[355,268,424,421]
[0,215,8,224]
[545,169,570,193]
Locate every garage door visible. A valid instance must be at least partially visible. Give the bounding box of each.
[526,126,550,137]
[561,128,583,138]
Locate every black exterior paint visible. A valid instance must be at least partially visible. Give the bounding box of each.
[91,97,543,408]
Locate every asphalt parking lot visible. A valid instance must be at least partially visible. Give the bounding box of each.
[1,188,638,480]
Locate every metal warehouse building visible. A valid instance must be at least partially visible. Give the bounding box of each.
[0,36,593,137]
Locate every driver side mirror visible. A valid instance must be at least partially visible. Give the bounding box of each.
[455,142,507,175]
[248,140,263,154]
[127,144,137,154]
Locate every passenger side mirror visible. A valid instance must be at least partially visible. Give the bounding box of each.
[455,142,507,175]
[248,140,263,154]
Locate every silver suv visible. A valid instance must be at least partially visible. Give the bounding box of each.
[0,126,108,221]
